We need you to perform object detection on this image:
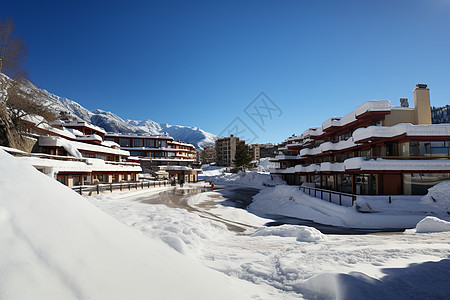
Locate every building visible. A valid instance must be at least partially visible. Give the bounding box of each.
[259,143,279,158]
[215,135,245,167]
[5,120,142,186]
[201,145,216,164]
[271,84,450,195]
[105,133,199,180]
[249,144,260,161]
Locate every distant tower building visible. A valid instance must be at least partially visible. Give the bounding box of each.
[201,145,216,164]
[215,135,245,167]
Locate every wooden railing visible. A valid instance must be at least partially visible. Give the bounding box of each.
[300,186,357,207]
[71,180,171,196]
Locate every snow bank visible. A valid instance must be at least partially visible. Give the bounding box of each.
[249,185,450,229]
[200,164,226,177]
[406,217,450,234]
[252,225,327,242]
[0,150,275,299]
[203,171,285,188]
[420,181,450,214]
[257,157,280,172]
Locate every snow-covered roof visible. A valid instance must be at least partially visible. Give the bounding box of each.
[60,120,106,134]
[303,127,324,138]
[106,133,174,140]
[169,140,196,148]
[353,123,450,142]
[299,138,357,156]
[75,134,103,143]
[345,157,450,171]
[166,166,195,171]
[39,136,130,157]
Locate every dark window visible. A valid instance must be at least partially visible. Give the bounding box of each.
[119,138,130,147]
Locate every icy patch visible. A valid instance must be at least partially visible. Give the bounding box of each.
[252,225,327,243]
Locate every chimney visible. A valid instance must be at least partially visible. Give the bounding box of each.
[400,98,409,107]
[413,83,431,125]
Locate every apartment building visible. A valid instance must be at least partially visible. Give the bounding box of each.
[201,145,216,164]
[5,120,141,186]
[105,133,198,180]
[215,135,245,167]
[271,84,450,195]
[249,144,260,161]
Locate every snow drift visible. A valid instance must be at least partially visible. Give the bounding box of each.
[0,150,274,299]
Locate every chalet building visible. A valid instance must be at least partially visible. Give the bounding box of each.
[6,120,141,186]
[271,84,450,195]
[215,135,246,167]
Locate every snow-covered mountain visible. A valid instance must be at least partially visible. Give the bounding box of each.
[0,74,217,149]
[432,105,450,124]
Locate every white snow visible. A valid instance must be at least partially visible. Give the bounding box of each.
[3,145,450,299]
[0,149,278,299]
[87,182,450,299]
[257,157,280,172]
[202,171,285,187]
[39,136,130,156]
[353,123,450,142]
[406,216,450,233]
[249,185,450,229]
[252,225,327,243]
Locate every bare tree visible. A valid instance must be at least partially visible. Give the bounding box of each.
[4,78,56,130]
[0,18,28,78]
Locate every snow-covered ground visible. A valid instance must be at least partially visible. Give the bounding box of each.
[3,150,450,299]
[201,169,285,187]
[0,150,283,299]
[87,185,450,299]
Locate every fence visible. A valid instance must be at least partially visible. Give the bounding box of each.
[71,180,171,196]
[300,186,357,207]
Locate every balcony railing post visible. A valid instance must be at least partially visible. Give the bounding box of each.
[339,194,342,206]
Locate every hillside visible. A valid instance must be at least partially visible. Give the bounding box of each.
[0,74,217,149]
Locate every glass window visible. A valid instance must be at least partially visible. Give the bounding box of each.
[430,147,449,156]
[133,139,143,147]
[431,141,445,147]
[97,154,107,160]
[119,138,130,147]
[409,173,450,195]
[145,139,155,148]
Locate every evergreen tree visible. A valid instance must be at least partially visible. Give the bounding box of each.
[233,142,252,171]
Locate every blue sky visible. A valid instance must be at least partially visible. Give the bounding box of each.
[2,0,450,143]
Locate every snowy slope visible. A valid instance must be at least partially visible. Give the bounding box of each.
[0,74,218,149]
[0,149,277,299]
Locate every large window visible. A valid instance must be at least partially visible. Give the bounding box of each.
[337,174,353,193]
[354,174,376,195]
[404,173,450,195]
[145,139,155,148]
[119,138,130,147]
[409,141,450,157]
[133,139,143,147]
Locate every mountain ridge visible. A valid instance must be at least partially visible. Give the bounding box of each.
[0,74,217,149]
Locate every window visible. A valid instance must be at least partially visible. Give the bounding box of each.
[133,139,143,147]
[119,138,130,147]
[97,154,107,160]
[145,139,155,148]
